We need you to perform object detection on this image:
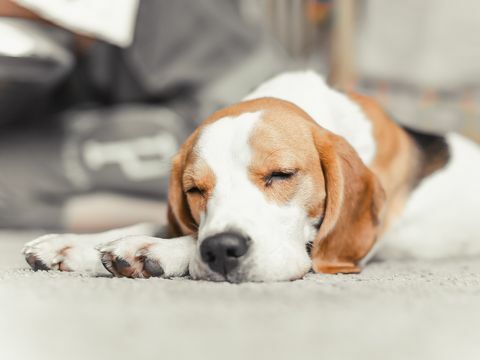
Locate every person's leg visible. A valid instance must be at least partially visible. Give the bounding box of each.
[0,105,190,231]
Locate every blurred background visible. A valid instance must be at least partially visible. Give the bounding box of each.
[0,0,479,232]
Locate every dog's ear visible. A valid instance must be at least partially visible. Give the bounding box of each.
[311,126,385,274]
[167,149,197,237]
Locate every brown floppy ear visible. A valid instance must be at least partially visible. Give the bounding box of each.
[311,127,385,274]
[167,150,197,237]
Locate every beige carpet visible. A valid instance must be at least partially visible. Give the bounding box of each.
[1,231,479,360]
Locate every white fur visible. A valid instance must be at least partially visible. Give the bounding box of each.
[23,233,107,274]
[244,70,376,165]
[190,112,313,282]
[378,134,480,259]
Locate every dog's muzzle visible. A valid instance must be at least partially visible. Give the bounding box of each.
[200,231,250,277]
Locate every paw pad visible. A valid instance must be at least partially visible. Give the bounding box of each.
[99,246,164,279]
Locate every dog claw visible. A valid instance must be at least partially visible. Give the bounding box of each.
[26,255,50,271]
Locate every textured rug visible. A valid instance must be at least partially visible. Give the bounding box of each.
[1,231,479,360]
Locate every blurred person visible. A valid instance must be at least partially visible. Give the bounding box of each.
[0,0,288,231]
[355,0,480,140]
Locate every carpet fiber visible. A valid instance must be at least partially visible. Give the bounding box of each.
[1,231,479,360]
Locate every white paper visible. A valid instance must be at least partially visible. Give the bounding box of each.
[14,0,139,47]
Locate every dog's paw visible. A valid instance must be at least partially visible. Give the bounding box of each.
[98,238,162,278]
[22,234,105,273]
[22,234,62,271]
[98,235,193,279]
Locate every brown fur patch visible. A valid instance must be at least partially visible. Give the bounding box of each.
[348,92,421,233]
[183,155,216,224]
[247,101,326,214]
[310,127,386,274]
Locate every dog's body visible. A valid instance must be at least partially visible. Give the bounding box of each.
[23,71,480,282]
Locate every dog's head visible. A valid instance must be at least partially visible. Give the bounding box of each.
[167,98,385,282]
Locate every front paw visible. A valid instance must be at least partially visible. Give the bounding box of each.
[22,234,73,271]
[22,234,105,274]
[98,235,192,279]
[98,237,164,278]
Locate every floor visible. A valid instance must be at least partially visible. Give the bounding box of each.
[1,230,480,360]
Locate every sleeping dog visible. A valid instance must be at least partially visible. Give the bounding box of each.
[22,71,480,282]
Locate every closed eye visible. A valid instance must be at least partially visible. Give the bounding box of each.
[186,186,204,195]
[264,171,297,187]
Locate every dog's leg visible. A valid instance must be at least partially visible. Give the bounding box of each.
[22,223,160,274]
[98,235,195,278]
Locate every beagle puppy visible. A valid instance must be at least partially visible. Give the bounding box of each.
[22,71,480,282]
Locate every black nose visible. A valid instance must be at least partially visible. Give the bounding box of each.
[200,232,249,276]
